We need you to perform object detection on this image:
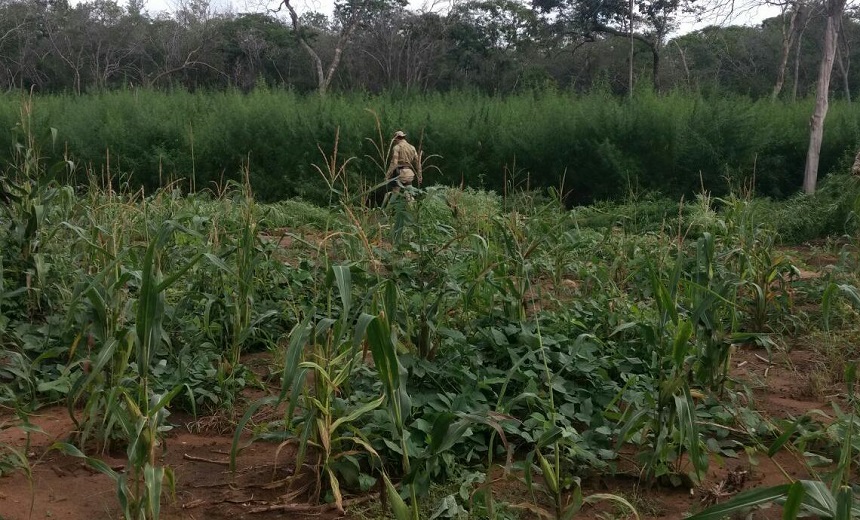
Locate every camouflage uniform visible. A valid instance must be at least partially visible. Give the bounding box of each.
[387,131,420,192]
[853,149,860,176]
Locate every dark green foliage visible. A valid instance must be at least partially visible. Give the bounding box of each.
[3,90,860,207]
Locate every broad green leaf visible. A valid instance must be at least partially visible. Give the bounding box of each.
[837,284,860,309]
[50,442,119,480]
[366,312,410,430]
[202,252,234,275]
[768,417,806,457]
[150,385,184,416]
[353,312,376,350]
[383,473,412,520]
[331,265,352,318]
[535,425,564,449]
[685,484,791,519]
[584,493,640,520]
[801,480,837,516]
[330,395,385,432]
[536,451,558,494]
[230,395,281,471]
[145,463,165,520]
[281,315,314,401]
[835,486,853,520]
[782,481,804,519]
[617,408,649,448]
[672,320,693,367]
[676,387,707,482]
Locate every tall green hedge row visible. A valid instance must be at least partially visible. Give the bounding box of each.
[2,88,859,203]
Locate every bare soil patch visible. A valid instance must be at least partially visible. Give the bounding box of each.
[0,340,829,520]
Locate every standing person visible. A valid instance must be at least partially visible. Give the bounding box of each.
[387,130,421,194]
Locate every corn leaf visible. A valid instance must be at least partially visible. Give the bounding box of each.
[144,463,164,520]
[383,473,412,520]
[685,484,791,519]
[584,493,640,520]
[782,481,805,520]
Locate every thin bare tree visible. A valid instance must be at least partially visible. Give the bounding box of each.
[280,0,385,96]
[773,0,802,100]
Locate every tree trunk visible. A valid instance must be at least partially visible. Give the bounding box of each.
[836,39,851,102]
[803,0,847,194]
[594,24,659,92]
[651,44,660,92]
[792,35,803,101]
[773,2,800,101]
[628,0,634,98]
[674,40,691,87]
[837,19,851,102]
[282,0,365,96]
[792,5,811,102]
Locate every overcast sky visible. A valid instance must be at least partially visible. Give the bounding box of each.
[88,0,785,35]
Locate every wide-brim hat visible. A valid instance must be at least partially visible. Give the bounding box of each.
[393,130,406,138]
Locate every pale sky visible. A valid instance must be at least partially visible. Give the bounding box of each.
[153,0,452,17]
[79,0,785,35]
[676,0,783,34]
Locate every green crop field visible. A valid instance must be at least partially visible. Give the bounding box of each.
[2,95,860,520]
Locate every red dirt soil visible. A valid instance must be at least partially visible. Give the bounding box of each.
[0,341,828,520]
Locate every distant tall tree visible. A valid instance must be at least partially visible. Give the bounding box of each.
[279,0,402,95]
[791,2,816,100]
[804,0,848,194]
[218,13,296,90]
[532,0,698,91]
[0,0,41,91]
[349,9,448,91]
[43,0,88,94]
[773,0,803,100]
[835,15,851,101]
[443,0,546,90]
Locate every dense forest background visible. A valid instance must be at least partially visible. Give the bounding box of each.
[0,0,857,97]
[2,0,860,203]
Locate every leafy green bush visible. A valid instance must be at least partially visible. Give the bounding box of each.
[3,90,860,206]
[755,174,860,243]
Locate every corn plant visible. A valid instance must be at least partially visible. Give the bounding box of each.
[717,196,799,332]
[685,231,777,393]
[381,196,470,360]
[616,257,708,486]
[59,220,200,519]
[232,266,390,512]
[364,295,510,518]
[1,103,74,315]
[519,437,639,520]
[54,387,181,520]
[688,364,860,519]
[364,308,419,519]
[63,194,144,448]
[822,282,860,332]
[200,174,278,380]
[0,419,36,517]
